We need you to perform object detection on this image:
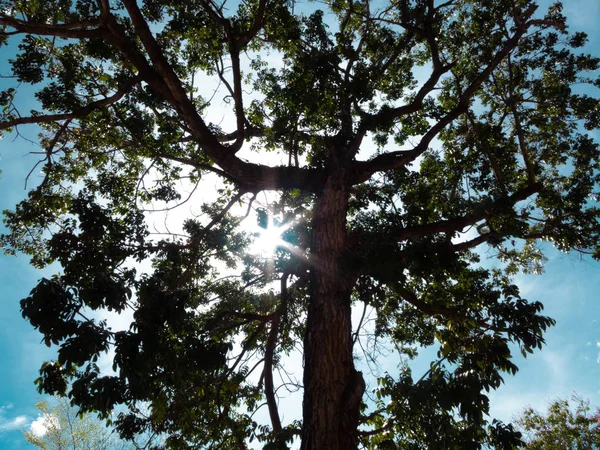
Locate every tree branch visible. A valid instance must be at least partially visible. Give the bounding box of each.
[352,10,537,182]
[506,55,537,184]
[0,77,139,131]
[95,4,330,192]
[452,232,496,252]
[0,15,104,38]
[262,269,293,444]
[236,0,268,48]
[359,61,453,131]
[394,283,499,331]
[119,0,223,150]
[388,183,540,242]
[263,273,287,439]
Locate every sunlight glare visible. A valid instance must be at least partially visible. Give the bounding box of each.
[244,214,295,257]
[251,225,285,256]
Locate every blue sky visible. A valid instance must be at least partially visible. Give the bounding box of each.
[1,1,600,448]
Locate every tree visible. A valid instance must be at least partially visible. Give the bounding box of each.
[1,0,599,448]
[24,397,153,450]
[515,395,600,449]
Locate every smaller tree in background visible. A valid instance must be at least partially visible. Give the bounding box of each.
[516,395,600,449]
[23,397,155,450]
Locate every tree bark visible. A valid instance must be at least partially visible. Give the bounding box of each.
[302,169,365,450]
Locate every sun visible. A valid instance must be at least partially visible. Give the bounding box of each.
[251,225,285,256]
[245,217,291,257]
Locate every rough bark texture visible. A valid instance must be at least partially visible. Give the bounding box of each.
[301,169,365,450]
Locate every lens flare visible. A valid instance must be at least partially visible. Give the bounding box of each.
[251,224,285,256]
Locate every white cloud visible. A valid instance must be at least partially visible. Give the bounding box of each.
[0,415,27,431]
[0,403,34,433]
[489,345,578,423]
[29,413,59,437]
[489,391,550,423]
[539,350,569,390]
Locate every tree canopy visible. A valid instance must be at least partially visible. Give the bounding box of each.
[1,0,599,449]
[516,395,600,449]
[24,397,155,450]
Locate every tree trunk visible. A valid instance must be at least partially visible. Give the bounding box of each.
[301,169,365,450]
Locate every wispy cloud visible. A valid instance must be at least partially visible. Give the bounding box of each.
[0,415,27,432]
[0,404,29,433]
[489,346,574,423]
[563,1,600,29]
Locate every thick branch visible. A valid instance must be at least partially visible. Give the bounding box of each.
[389,183,540,242]
[0,78,139,131]
[359,62,453,131]
[1,3,326,194]
[466,113,507,192]
[424,0,443,70]
[263,311,283,435]
[215,47,246,153]
[506,56,536,184]
[395,284,466,320]
[100,2,325,191]
[359,1,447,131]
[236,0,268,48]
[120,0,222,150]
[352,10,536,182]
[78,4,329,192]
[215,125,265,143]
[219,310,276,323]
[263,270,292,441]
[452,232,496,252]
[0,15,104,38]
[394,284,500,331]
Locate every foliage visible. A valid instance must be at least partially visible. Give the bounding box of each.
[0,0,599,449]
[23,397,154,450]
[516,395,600,449]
